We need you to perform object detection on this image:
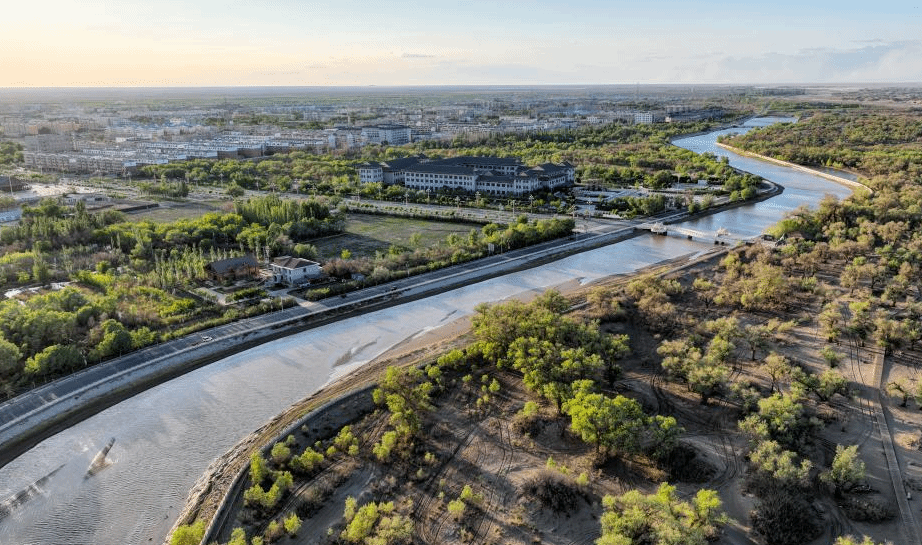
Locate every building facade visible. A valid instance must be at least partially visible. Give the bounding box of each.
[360,124,412,145]
[270,256,322,286]
[358,156,574,197]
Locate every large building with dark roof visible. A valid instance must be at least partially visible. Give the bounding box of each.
[356,156,574,197]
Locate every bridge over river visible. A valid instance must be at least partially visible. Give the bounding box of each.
[636,222,760,245]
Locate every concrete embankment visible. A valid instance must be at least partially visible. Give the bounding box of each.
[0,225,640,469]
[179,243,739,545]
[0,177,784,472]
[715,142,873,195]
[178,385,378,545]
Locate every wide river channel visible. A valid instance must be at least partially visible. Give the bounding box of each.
[0,118,854,545]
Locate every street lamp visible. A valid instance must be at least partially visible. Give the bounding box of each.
[426,188,431,204]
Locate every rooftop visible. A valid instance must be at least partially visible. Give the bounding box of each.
[272,256,319,269]
[205,255,258,274]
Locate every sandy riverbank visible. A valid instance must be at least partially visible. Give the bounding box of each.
[170,247,728,544]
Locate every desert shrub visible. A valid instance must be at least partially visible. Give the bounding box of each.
[447,499,465,521]
[522,469,588,513]
[283,512,302,535]
[264,519,284,543]
[751,490,822,545]
[839,497,895,522]
[270,441,291,465]
[513,401,543,436]
[228,527,247,545]
[290,446,324,474]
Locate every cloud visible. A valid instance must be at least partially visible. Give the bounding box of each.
[692,40,922,83]
[401,53,436,59]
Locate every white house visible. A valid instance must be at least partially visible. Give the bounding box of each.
[271,256,322,286]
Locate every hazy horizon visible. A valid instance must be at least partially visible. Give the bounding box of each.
[4,0,922,87]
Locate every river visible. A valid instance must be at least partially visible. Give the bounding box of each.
[0,118,854,545]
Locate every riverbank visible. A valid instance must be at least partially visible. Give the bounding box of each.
[0,175,780,471]
[170,247,731,545]
[0,222,640,469]
[715,142,873,195]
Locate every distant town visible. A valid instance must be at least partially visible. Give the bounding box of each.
[0,85,776,176]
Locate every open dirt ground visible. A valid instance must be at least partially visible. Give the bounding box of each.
[211,247,922,545]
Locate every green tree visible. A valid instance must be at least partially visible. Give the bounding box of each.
[597,483,726,545]
[290,446,324,474]
[228,527,248,545]
[833,536,884,545]
[23,344,82,376]
[510,338,603,414]
[761,352,792,394]
[564,380,646,456]
[170,520,205,545]
[372,365,433,439]
[283,512,302,536]
[748,439,811,489]
[821,444,865,496]
[249,452,268,485]
[0,337,22,375]
[341,499,413,544]
[94,319,133,359]
[270,441,291,465]
[739,392,812,450]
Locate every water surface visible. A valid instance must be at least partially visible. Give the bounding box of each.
[0,118,853,545]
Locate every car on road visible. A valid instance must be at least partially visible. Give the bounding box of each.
[201,336,213,342]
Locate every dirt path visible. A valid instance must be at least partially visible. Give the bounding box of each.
[873,352,922,544]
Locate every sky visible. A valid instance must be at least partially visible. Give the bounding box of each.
[3,0,922,87]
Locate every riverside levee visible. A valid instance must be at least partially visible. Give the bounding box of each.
[0,118,855,545]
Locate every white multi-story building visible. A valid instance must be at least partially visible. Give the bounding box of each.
[356,156,427,184]
[634,112,654,124]
[360,124,412,145]
[270,256,322,286]
[361,156,575,197]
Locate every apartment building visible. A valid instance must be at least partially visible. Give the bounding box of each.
[360,124,412,145]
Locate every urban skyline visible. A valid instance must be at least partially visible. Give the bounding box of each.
[4,0,922,87]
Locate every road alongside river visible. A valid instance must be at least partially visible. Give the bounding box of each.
[0,117,853,545]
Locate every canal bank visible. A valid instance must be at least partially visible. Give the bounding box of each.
[171,246,735,545]
[0,118,855,545]
[0,222,645,469]
[715,142,873,195]
[0,178,782,471]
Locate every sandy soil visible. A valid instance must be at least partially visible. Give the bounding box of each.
[204,245,922,545]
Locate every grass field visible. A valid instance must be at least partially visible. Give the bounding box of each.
[126,204,481,260]
[312,213,481,260]
[125,200,230,222]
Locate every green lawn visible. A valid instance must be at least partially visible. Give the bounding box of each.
[312,213,480,260]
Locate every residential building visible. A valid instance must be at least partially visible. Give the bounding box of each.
[205,255,260,282]
[634,112,654,124]
[361,124,412,145]
[271,256,322,286]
